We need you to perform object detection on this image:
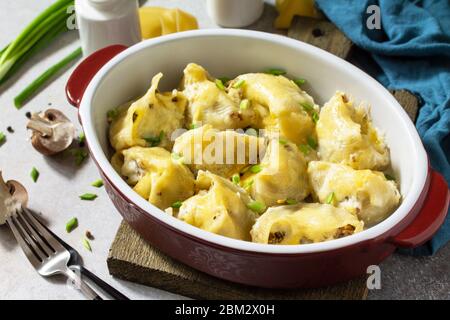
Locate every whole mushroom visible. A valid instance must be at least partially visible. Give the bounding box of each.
[26,109,76,155]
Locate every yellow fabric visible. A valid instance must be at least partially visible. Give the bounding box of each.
[275,0,322,29]
[139,7,198,39]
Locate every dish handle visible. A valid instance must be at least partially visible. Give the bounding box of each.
[390,170,449,248]
[66,45,128,108]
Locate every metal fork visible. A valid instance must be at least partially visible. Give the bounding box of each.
[6,207,102,300]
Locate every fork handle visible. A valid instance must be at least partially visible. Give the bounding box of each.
[65,268,103,300]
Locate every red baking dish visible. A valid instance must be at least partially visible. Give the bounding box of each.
[66,30,449,288]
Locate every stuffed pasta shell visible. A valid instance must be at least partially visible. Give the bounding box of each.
[308,161,401,226]
[172,124,266,178]
[109,73,187,151]
[117,146,195,210]
[316,91,389,170]
[241,138,310,207]
[178,171,257,240]
[251,203,363,244]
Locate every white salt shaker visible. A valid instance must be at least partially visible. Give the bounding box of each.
[75,0,141,56]
[207,0,264,28]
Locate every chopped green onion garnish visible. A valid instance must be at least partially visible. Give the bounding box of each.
[215,79,225,90]
[243,179,254,189]
[80,193,97,201]
[301,102,314,112]
[232,174,240,185]
[91,179,103,188]
[145,131,164,147]
[293,78,306,86]
[189,123,199,130]
[65,217,78,233]
[250,164,262,173]
[247,200,266,214]
[83,238,92,252]
[245,128,258,136]
[307,136,318,150]
[218,77,230,84]
[30,167,39,182]
[278,138,288,145]
[312,111,319,123]
[384,173,395,181]
[286,199,298,205]
[0,132,5,144]
[240,99,250,110]
[171,201,183,209]
[264,68,286,76]
[232,79,246,89]
[107,108,119,121]
[78,131,85,143]
[171,152,183,161]
[298,144,311,155]
[71,149,88,166]
[326,192,335,204]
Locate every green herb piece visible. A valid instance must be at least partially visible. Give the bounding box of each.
[278,138,288,145]
[286,199,298,205]
[79,193,97,201]
[243,179,254,189]
[293,78,306,86]
[215,79,225,90]
[301,102,314,112]
[107,108,119,122]
[250,164,262,173]
[326,192,335,204]
[232,174,240,185]
[82,238,92,252]
[65,217,78,233]
[384,173,395,181]
[232,79,245,89]
[307,136,318,150]
[78,131,85,144]
[188,123,199,130]
[171,201,183,209]
[71,149,88,166]
[0,132,5,144]
[91,179,103,188]
[171,152,183,161]
[240,99,250,110]
[30,167,39,182]
[298,144,311,155]
[245,128,258,136]
[312,111,319,123]
[218,77,230,84]
[247,201,266,214]
[145,131,164,147]
[264,68,286,76]
[14,47,82,108]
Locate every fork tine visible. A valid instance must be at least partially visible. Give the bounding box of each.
[16,209,54,256]
[10,211,49,261]
[6,216,42,268]
[21,207,66,252]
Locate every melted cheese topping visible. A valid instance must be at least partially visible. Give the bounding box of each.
[316,91,389,170]
[251,203,364,244]
[308,161,401,226]
[172,124,266,178]
[238,73,318,145]
[109,73,187,151]
[241,139,310,206]
[178,171,257,240]
[120,147,195,210]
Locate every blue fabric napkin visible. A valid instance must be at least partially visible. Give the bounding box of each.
[315,0,450,255]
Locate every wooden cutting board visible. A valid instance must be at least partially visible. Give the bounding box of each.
[107,16,419,300]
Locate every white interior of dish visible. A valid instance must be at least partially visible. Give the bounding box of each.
[80,30,428,254]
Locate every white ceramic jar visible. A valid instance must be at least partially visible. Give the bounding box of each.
[207,0,264,28]
[75,0,141,56]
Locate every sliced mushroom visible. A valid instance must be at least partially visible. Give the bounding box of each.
[27,109,76,155]
[0,172,28,225]
[7,180,28,207]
